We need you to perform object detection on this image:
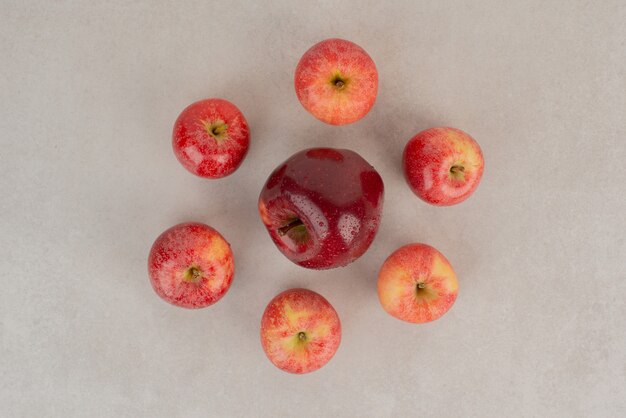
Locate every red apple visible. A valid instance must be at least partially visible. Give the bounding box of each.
[377,243,458,323]
[258,148,384,269]
[403,127,484,205]
[172,98,249,178]
[294,38,378,125]
[260,288,341,374]
[148,222,234,308]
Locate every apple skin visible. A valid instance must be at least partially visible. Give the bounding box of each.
[295,38,378,125]
[403,127,484,206]
[148,222,234,309]
[377,243,458,323]
[260,288,341,374]
[172,98,249,178]
[258,148,384,269]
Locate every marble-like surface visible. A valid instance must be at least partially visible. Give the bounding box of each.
[1,1,625,417]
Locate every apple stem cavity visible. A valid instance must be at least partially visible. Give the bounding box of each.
[277,218,304,236]
[202,119,229,142]
[297,331,307,342]
[416,282,427,295]
[449,164,466,180]
[183,266,203,283]
[330,74,347,90]
[450,165,465,174]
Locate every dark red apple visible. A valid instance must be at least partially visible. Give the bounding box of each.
[258,148,384,269]
[148,222,234,308]
[403,127,484,206]
[172,98,249,178]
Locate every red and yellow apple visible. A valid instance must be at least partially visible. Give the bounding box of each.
[403,127,484,206]
[377,243,458,323]
[294,38,378,125]
[172,98,249,178]
[148,222,234,308]
[260,288,341,374]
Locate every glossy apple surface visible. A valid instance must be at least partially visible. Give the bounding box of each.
[377,243,458,323]
[148,222,234,308]
[403,127,484,205]
[172,98,249,178]
[295,38,378,125]
[258,148,384,269]
[260,288,341,374]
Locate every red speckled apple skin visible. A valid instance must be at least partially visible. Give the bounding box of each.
[148,222,234,309]
[260,288,341,374]
[172,98,249,178]
[295,38,378,125]
[403,127,484,206]
[378,243,458,323]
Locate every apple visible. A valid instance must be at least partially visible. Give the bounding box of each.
[377,243,458,323]
[294,38,378,125]
[172,98,249,178]
[148,222,234,308]
[260,288,341,374]
[403,127,484,206]
[258,148,384,269]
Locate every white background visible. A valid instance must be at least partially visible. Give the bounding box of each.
[1,1,625,417]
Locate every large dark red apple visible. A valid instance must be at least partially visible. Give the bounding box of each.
[258,148,384,269]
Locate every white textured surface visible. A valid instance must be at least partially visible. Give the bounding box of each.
[1,1,625,417]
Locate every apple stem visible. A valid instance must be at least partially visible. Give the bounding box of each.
[277,218,304,236]
[335,80,345,89]
[297,332,307,342]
